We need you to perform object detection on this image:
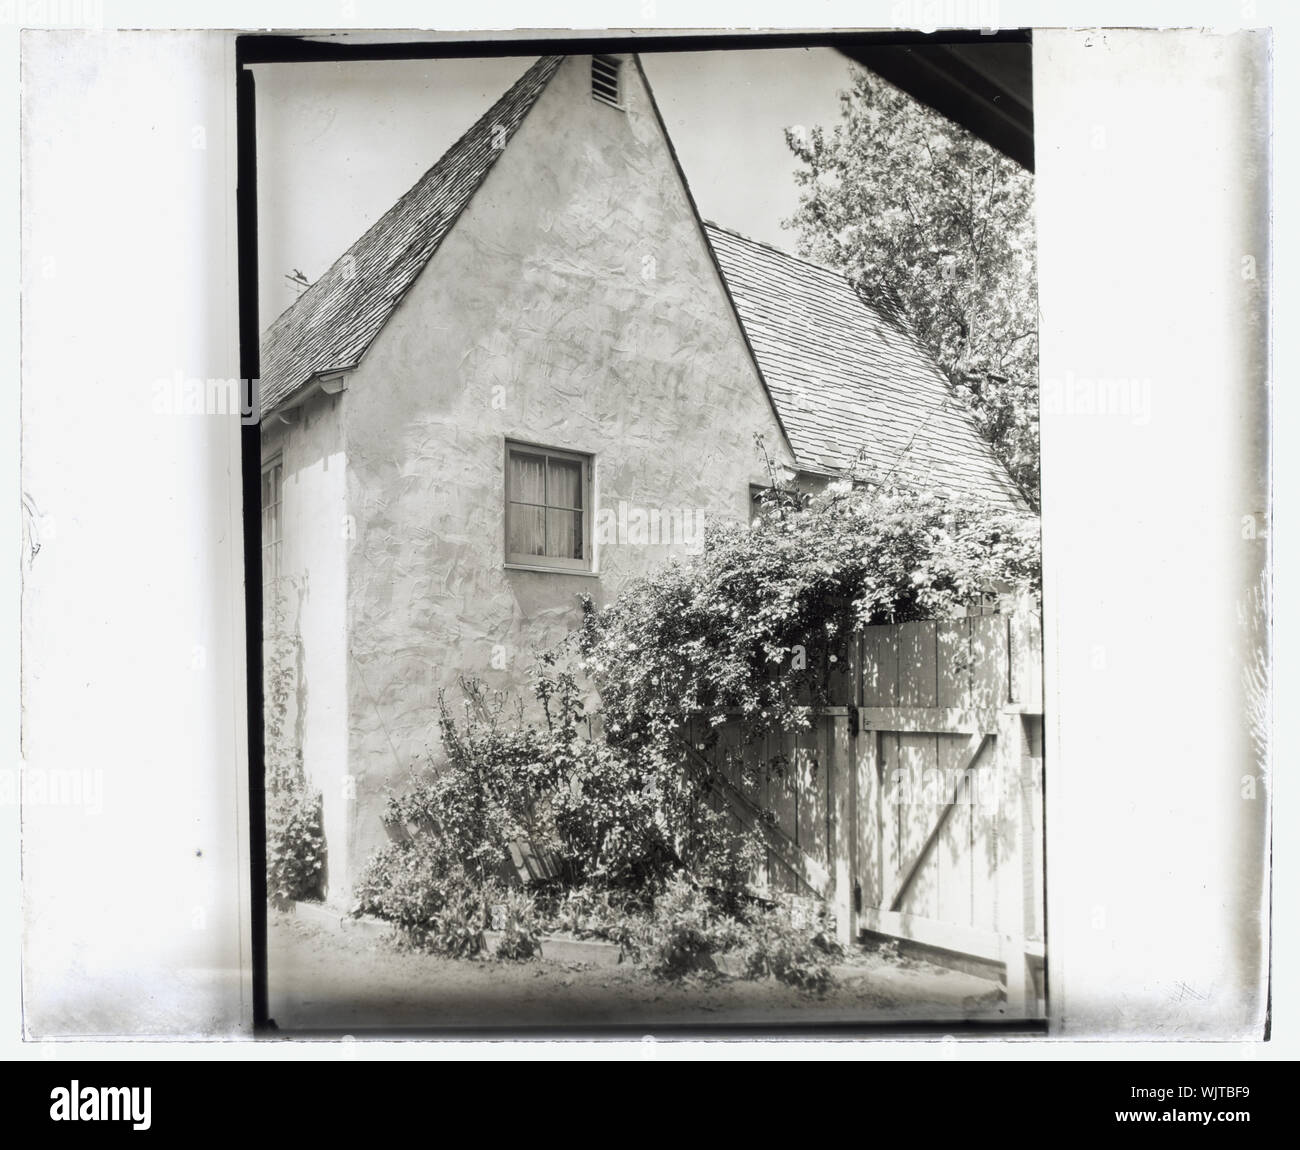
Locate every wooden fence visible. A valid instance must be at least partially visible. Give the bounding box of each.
[685,606,1045,1015]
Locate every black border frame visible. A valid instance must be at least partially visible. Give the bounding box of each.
[236,26,1042,1039]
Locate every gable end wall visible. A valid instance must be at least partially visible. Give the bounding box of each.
[335,53,794,889]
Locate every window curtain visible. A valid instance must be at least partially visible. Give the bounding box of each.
[547,457,582,559]
[508,451,546,556]
[507,450,583,560]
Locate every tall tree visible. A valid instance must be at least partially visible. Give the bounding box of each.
[785,69,1039,507]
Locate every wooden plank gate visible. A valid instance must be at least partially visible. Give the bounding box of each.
[687,604,1045,1016]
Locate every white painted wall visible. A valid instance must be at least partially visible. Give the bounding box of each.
[262,392,351,903]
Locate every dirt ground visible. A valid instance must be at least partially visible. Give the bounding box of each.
[267,910,1007,1034]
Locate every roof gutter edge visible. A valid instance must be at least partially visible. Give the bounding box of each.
[259,366,354,423]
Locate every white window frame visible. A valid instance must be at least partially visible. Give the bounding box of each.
[504,439,595,574]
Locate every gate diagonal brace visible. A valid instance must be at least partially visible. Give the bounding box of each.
[889,730,991,913]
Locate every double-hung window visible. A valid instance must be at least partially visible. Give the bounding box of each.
[505,441,593,572]
[261,456,283,585]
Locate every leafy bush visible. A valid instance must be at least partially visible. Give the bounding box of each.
[633,874,717,977]
[552,886,628,939]
[730,900,843,994]
[352,841,490,957]
[381,683,554,884]
[544,886,645,961]
[428,868,490,958]
[706,911,751,955]
[352,835,447,940]
[267,777,326,908]
[612,877,842,991]
[491,887,541,961]
[387,673,760,901]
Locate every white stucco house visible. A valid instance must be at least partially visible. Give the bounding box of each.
[258,53,1025,899]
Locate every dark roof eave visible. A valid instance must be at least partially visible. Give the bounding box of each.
[259,365,355,421]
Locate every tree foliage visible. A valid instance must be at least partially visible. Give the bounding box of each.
[785,69,1039,506]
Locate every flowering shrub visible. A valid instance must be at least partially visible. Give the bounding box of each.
[578,477,1039,755]
[381,683,554,884]
[383,673,760,898]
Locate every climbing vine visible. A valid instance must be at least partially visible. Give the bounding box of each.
[265,577,326,906]
[576,474,1040,758]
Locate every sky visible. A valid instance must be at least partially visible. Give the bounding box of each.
[252,48,865,331]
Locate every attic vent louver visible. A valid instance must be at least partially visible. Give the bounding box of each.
[591,55,622,107]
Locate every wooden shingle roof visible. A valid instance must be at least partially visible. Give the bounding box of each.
[704,222,1026,510]
[259,55,564,412]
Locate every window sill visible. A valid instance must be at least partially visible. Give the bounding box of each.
[504,562,600,578]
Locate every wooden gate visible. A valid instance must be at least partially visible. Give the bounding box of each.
[687,604,1045,1016]
[854,611,1044,1014]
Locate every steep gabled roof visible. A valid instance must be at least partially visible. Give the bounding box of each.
[703,222,1027,510]
[259,55,564,412]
